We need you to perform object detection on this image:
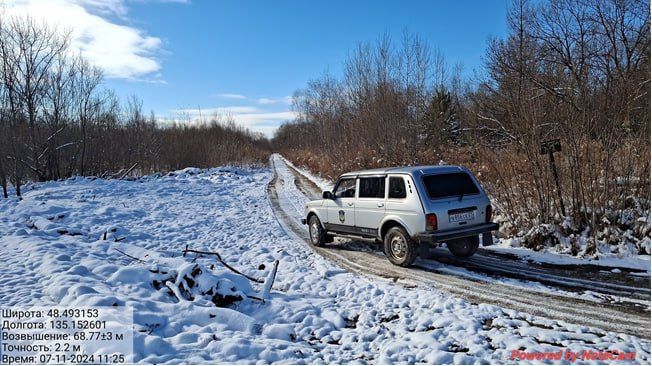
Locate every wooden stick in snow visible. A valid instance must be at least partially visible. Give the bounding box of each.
[119,163,139,179]
[261,260,279,300]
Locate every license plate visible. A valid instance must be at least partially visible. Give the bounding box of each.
[449,211,475,222]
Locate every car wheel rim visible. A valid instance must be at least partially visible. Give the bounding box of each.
[390,235,407,260]
[310,222,319,242]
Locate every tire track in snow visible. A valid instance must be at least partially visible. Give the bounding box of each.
[268,154,650,338]
[275,154,649,299]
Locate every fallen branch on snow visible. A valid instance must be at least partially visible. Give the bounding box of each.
[115,245,280,308]
[183,245,266,284]
[114,248,147,263]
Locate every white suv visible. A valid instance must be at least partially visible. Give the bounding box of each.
[301,165,498,266]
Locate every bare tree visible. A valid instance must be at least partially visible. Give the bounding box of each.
[71,56,103,176]
[2,16,69,183]
[0,13,268,198]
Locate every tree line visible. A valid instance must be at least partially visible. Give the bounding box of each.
[273,0,650,253]
[0,15,268,198]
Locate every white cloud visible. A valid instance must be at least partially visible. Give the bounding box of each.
[212,93,247,100]
[4,0,169,80]
[257,98,277,105]
[234,111,296,124]
[173,106,259,115]
[69,0,129,16]
[257,96,292,105]
[227,110,298,138]
[171,106,296,137]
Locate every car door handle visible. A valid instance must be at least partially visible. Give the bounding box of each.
[347,202,354,207]
[377,202,385,207]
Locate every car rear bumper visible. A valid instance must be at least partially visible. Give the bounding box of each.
[416,222,499,245]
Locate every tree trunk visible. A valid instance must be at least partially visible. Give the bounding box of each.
[80,119,86,176]
[13,158,21,198]
[0,159,7,199]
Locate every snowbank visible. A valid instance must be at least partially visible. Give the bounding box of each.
[280,155,334,192]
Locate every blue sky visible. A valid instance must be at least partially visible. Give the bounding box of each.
[9,0,508,136]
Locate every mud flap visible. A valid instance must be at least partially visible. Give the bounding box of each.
[482,233,494,246]
[420,242,430,259]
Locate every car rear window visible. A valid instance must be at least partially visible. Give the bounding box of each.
[388,177,406,199]
[422,172,479,200]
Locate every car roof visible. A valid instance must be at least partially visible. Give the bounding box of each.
[340,165,466,178]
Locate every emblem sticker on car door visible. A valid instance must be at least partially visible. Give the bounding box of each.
[339,210,345,223]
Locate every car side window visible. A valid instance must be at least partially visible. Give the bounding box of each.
[358,177,385,198]
[334,178,356,198]
[389,177,406,199]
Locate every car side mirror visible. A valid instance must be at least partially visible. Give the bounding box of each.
[322,191,334,199]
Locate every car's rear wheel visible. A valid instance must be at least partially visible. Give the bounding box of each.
[383,226,418,267]
[447,237,479,257]
[308,215,326,247]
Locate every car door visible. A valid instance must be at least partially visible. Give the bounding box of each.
[385,175,423,235]
[327,177,356,232]
[354,176,386,236]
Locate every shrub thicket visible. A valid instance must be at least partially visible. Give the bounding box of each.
[273,0,650,254]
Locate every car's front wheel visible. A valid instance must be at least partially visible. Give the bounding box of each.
[447,237,479,257]
[308,215,326,247]
[383,226,418,267]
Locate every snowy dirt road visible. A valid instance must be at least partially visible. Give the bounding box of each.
[269,154,651,339]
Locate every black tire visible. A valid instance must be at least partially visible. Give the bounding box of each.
[308,215,326,247]
[447,236,479,257]
[383,226,418,267]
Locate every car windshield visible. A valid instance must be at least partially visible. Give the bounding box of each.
[422,172,479,200]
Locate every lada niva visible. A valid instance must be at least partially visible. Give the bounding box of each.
[301,166,499,266]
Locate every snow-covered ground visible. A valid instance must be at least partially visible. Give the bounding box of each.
[0,165,649,363]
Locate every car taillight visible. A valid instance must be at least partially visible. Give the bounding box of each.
[426,213,438,231]
[485,205,493,222]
